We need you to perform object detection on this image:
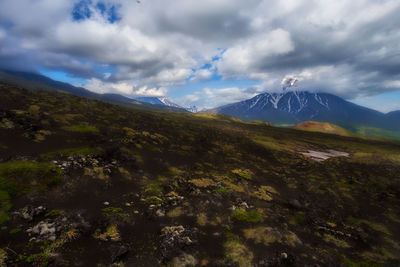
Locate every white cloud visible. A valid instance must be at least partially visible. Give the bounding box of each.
[1,0,400,107]
[84,78,168,97]
[190,69,213,82]
[216,29,294,79]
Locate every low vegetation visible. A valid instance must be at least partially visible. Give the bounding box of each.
[0,83,399,266]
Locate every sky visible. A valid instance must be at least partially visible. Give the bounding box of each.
[1,0,400,112]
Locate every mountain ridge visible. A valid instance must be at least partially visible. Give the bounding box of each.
[208,90,400,132]
[0,70,187,112]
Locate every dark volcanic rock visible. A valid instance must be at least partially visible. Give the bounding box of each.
[160,225,198,262]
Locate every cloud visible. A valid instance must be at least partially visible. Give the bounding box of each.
[189,69,213,82]
[0,0,400,108]
[173,86,264,109]
[83,77,168,97]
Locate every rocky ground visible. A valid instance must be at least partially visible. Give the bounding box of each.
[1,83,400,266]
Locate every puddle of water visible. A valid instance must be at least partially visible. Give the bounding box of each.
[301,150,349,162]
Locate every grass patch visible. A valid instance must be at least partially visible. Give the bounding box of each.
[288,212,306,225]
[84,167,108,180]
[26,229,79,265]
[293,121,353,137]
[346,217,391,235]
[243,226,302,247]
[232,169,253,180]
[0,249,6,266]
[342,256,382,267]
[167,207,184,218]
[9,228,22,234]
[253,185,279,201]
[45,209,64,218]
[62,123,99,134]
[145,182,163,196]
[189,178,217,188]
[94,224,120,241]
[197,212,208,226]
[41,147,99,160]
[232,210,261,223]
[0,161,62,224]
[102,207,127,221]
[323,233,350,248]
[214,188,231,195]
[224,238,253,267]
[145,196,164,205]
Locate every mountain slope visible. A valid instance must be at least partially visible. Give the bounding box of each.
[134,96,182,109]
[1,83,400,266]
[0,70,186,112]
[293,121,353,137]
[387,110,400,124]
[208,91,398,131]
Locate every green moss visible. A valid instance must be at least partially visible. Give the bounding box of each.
[167,207,184,217]
[62,123,99,134]
[0,249,6,267]
[26,253,49,266]
[45,209,64,218]
[0,190,11,224]
[346,217,391,235]
[288,212,306,225]
[214,188,231,195]
[144,183,163,196]
[0,161,62,224]
[189,178,217,188]
[224,238,253,267]
[102,207,128,221]
[41,147,99,160]
[323,233,350,248]
[232,169,253,180]
[196,212,208,226]
[232,210,262,223]
[145,196,164,205]
[9,228,22,234]
[342,257,382,267]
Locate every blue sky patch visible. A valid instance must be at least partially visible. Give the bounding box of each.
[72,0,121,23]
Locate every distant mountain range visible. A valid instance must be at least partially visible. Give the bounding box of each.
[0,70,187,112]
[1,69,399,135]
[208,91,400,132]
[134,97,182,109]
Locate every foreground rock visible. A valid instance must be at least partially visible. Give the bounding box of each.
[160,225,198,264]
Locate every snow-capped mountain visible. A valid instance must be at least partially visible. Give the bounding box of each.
[208,91,400,131]
[134,97,181,108]
[134,96,198,112]
[186,105,198,113]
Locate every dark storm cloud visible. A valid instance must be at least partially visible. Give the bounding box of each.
[0,0,400,102]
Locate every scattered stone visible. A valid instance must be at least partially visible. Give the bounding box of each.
[171,253,198,267]
[26,212,91,242]
[14,205,46,221]
[110,245,128,263]
[239,201,249,209]
[160,225,198,262]
[156,209,166,217]
[28,220,56,241]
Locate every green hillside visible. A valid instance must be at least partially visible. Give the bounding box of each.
[1,83,400,266]
[293,121,353,137]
